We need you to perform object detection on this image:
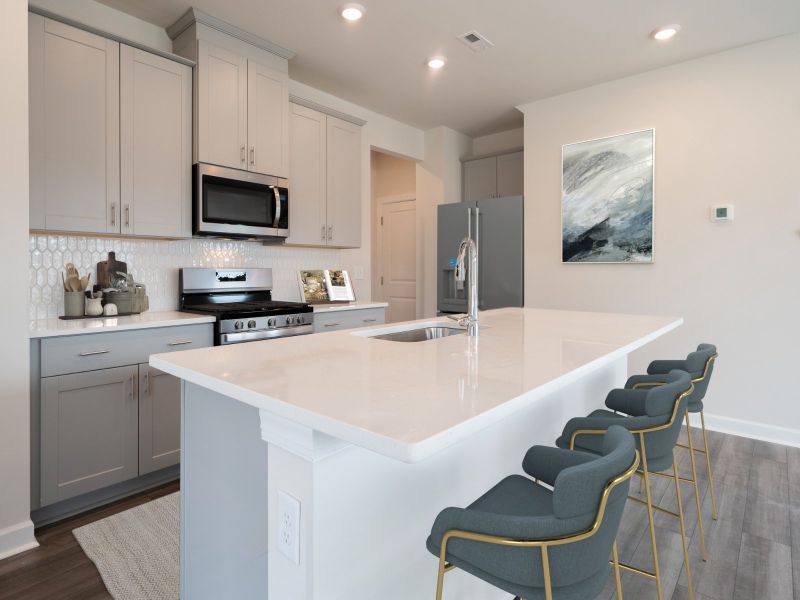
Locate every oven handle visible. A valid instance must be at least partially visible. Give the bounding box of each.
[219,324,313,345]
[273,187,282,228]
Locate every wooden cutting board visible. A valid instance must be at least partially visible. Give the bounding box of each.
[96,251,127,288]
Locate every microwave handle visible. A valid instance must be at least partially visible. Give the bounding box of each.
[273,187,282,228]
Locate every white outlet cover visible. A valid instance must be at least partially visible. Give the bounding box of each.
[277,490,301,565]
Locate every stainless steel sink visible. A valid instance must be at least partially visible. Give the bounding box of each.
[368,325,467,343]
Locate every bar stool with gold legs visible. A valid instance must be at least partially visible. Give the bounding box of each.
[549,370,695,600]
[426,426,639,600]
[635,344,719,520]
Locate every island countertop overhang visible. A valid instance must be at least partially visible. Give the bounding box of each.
[150,307,682,462]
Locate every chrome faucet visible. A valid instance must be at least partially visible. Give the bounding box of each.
[454,237,479,336]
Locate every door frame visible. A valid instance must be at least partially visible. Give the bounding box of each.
[375,194,418,320]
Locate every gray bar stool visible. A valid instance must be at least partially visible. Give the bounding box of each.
[637,344,718,520]
[426,426,638,600]
[550,370,695,600]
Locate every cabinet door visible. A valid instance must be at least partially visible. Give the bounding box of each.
[120,46,192,237]
[463,156,497,202]
[41,365,138,505]
[197,41,247,170]
[325,116,362,248]
[29,15,120,233]
[496,151,524,198]
[313,308,385,333]
[247,60,289,177]
[138,364,181,475]
[287,104,327,246]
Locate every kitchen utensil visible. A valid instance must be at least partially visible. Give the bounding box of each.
[66,274,81,292]
[96,252,127,289]
[80,273,90,292]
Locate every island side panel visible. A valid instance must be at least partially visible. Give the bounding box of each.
[264,357,626,600]
[181,382,270,600]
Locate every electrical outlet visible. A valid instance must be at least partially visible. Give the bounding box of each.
[277,490,300,565]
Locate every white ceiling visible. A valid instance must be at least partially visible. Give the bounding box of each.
[98,0,800,136]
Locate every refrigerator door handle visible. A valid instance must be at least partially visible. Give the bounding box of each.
[467,206,472,241]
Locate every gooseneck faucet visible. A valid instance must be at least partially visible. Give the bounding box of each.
[455,236,479,336]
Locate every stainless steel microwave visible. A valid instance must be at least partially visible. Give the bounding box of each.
[193,163,289,240]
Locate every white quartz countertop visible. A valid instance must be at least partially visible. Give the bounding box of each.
[312,302,388,313]
[30,310,216,338]
[150,308,681,462]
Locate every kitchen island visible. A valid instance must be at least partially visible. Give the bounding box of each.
[150,307,681,600]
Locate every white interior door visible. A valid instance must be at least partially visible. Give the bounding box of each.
[379,199,417,323]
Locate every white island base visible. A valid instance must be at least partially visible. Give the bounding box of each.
[153,308,682,600]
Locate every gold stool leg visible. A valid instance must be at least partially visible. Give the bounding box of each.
[639,432,664,600]
[541,546,553,600]
[685,413,708,561]
[672,450,694,600]
[612,542,623,600]
[700,411,718,520]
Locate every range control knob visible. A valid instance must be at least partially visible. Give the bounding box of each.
[247,320,257,329]
[267,317,276,327]
[296,315,304,324]
[286,316,295,325]
[234,321,244,330]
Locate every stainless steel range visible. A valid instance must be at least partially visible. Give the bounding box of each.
[179,268,313,345]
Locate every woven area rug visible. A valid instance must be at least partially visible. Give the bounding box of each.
[73,492,179,600]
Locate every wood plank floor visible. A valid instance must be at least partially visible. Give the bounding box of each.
[0,481,178,600]
[0,428,796,599]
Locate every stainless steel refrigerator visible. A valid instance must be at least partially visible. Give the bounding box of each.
[437,195,524,314]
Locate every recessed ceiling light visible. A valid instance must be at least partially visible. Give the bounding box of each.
[427,56,447,69]
[651,24,681,41]
[341,3,365,22]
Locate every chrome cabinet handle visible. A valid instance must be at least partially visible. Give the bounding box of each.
[250,146,255,165]
[240,145,246,164]
[321,225,326,240]
[111,203,116,226]
[79,350,110,357]
[324,323,340,327]
[168,340,193,346]
[143,370,150,395]
[327,225,333,240]
[124,204,130,227]
[363,318,377,323]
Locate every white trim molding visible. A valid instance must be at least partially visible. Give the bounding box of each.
[0,519,38,561]
[289,94,368,127]
[700,412,800,449]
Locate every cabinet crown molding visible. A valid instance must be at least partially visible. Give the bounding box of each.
[289,95,367,127]
[167,8,296,60]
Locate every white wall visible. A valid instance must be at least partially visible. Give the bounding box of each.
[0,0,37,560]
[416,127,472,317]
[29,0,172,52]
[519,33,800,443]
[471,127,523,157]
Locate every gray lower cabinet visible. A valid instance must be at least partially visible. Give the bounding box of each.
[41,365,139,505]
[312,307,386,333]
[138,364,181,475]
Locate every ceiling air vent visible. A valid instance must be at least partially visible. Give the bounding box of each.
[458,30,494,52]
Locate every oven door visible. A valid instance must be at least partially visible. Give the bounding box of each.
[194,163,287,239]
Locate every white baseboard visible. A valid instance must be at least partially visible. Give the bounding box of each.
[0,519,38,561]
[700,412,800,449]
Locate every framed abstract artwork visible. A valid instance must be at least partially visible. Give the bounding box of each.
[561,129,654,263]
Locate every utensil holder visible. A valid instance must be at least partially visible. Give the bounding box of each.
[64,291,85,317]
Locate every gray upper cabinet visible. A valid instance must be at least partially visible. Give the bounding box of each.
[463,156,497,203]
[463,150,524,201]
[120,45,192,238]
[196,40,248,170]
[247,58,290,178]
[287,104,362,248]
[41,365,138,505]
[138,364,182,475]
[29,13,192,237]
[29,14,120,233]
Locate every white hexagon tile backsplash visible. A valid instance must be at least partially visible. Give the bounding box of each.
[29,234,343,320]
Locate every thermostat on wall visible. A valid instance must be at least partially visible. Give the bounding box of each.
[711,205,734,222]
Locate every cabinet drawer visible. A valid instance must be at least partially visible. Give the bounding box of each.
[41,324,213,377]
[313,308,385,333]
